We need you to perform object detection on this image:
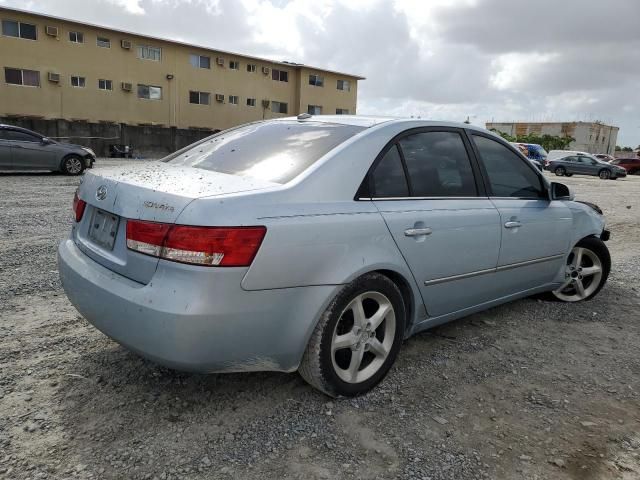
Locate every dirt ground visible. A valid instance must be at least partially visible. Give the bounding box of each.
[1,161,639,480]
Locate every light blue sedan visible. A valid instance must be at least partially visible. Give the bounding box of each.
[58,116,611,397]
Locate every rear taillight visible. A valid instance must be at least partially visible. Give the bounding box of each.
[73,191,86,222]
[126,220,266,267]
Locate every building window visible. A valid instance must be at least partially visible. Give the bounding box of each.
[69,31,84,43]
[229,60,240,70]
[137,45,162,61]
[246,98,256,107]
[307,105,322,115]
[97,36,111,48]
[309,74,324,87]
[137,84,162,100]
[4,67,40,86]
[228,95,239,105]
[98,79,112,90]
[247,64,256,73]
[189,54,210,69]
[271,101,288,114]
[336,108,349,115]
[1,20,37,40]
[271,69,288,82]
[337,79,350,91]
[189,91,210,105]
[71,76,86,88]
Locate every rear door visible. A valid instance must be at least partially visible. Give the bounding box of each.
[369,128,501,318]
[0,128,13,169]
[469,133,571,294]
[5,129,56,169]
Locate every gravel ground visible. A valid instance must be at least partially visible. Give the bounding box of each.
[1,160,639,480]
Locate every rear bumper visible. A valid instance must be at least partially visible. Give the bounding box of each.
[601,229,610,242]
[57,238,335,373]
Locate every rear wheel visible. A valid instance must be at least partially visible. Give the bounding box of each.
[61,155,85,175]
[552,237,610,302]
[299,273,405,397]
[554,166,566,176]
[599,169,611,180]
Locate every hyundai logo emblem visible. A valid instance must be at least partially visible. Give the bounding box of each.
[96,185,108,201]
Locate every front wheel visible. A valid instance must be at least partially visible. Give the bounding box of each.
[552,237,610,302]
[599,169,611,180]
[554,166,566,176]
[61,155,85,175]
[299,273,405,397]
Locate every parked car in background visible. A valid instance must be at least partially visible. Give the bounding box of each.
[59,116,612,397]
[609,157,640,175]
[0,124,95,175]
[510,142,546,171]
[547,152,627,179]
[594,154,615,162]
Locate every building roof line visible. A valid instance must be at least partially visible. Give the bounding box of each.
[0,5,366,80]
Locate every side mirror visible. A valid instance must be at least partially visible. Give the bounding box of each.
[41,137,52,145]
[550,182,574,201]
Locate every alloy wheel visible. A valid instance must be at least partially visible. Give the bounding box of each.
[66,157,83,175]
[553,247,603,302]
[599,170,610,179]
[330,291,396,384]
[555,167,565,176]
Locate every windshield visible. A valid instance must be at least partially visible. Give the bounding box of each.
[165,121,365,184]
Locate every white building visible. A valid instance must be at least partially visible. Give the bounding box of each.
[486,122,619,155]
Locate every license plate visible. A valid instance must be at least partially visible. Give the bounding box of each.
[88,209,120,250]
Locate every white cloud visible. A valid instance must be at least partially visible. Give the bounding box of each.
[106,0,145,14]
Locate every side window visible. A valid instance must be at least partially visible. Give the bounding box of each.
[5,130,39,142]
[472,135,546,199]
[370,145,409,198]
[398,131,477,197]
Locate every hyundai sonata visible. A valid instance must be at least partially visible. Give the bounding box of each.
[58,116,611,397]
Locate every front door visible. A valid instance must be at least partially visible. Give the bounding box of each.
[367,129,501,318]
[470,134,572,294]
[6,129,56,169]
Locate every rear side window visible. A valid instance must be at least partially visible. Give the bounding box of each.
[371,145,409,197]
[165,121,365,184]
[472,135,546,199]
[399,131,477,197]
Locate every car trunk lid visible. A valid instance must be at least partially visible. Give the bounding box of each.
[73,162,276,284]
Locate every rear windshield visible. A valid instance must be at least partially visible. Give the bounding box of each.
[164,121,365,184]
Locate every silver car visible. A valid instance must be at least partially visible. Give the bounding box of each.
[58,116,611,397]
[547,153,627,180]
[0,124,95,175]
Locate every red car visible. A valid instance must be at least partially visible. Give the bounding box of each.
[610,157,640,175]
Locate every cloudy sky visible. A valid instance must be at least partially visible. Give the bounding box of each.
[4,0,640,146]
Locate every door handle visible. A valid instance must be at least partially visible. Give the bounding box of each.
[404,227,432,237]
[504,221,522,229]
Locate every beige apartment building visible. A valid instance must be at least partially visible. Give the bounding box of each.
[0,7,363,131]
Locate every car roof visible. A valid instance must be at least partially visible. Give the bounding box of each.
[275,114,490,133]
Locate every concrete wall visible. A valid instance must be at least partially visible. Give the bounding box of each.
[486,122,619,155]
[0,116,214,157]
[0,7,361,130]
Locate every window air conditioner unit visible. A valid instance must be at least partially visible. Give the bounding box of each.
[121,39,132,49]
[47,72,60,83]
[121,82,133,91]
[262,66,270,75]
[215,94,224,102]
[261,99,270,109]
[216,57,224,66]
[45,26,59,37]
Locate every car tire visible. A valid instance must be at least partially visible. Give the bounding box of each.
[554,166,566,176]
[629,169,638,175]
[299,273,406,397]
[598,169,611,180]
[549,237,611,303]
[61,155,85,176]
